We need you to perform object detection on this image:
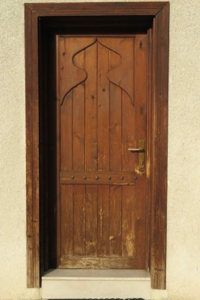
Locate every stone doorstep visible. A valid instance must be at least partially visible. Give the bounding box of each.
[42,269,151,300]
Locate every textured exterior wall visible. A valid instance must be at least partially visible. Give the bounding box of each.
[0,0,200,299]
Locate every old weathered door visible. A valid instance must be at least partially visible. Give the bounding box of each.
[56,35,148,269]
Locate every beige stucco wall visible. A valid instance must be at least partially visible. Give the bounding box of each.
[0,0,200,299]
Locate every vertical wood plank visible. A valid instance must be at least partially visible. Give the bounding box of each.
[72,51,85,171]
[56,37,61,265]
[97,186,110,256]
[73,185,85,255]
[145,28,152,271]
[57,37,76,265]
[59,37,73,170]
[121,51,136,170]
[85,43,98,256]
[134,34,148,268]
[97,41,110,256]
[85,42,98,171]
[60,91,73,170]
[97,42,109,171]
[151,16,159,286]
[121,38,137,258]
[121,97,137,257]
[25,4,34,287]
[109,87,122,169]
[85,186,97,255]
[135,35,147,138]
[29,10,40,287]
[109,185,122,256]
[72,50,86,255]
[151,4,169,288]
[122,186,136,257]
[60,185,73,256]
[109,47,122,256]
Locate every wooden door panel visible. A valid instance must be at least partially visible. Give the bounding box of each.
[109,185,122,256]
[73,185,85,256]
[57,35,147,269]
[97,185,110,256]
[85,185,98,256]
[60,185,73,256]
[60,91,73,170]
[85,43,98,171]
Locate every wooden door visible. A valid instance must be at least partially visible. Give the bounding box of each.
[56,35,148,269]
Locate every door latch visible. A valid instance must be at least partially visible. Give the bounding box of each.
[128,139,145,169]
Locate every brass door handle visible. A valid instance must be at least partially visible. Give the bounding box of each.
[128,148,144,152]
[128,139,145,169]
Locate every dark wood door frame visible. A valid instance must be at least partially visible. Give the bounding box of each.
[25,2,169,289]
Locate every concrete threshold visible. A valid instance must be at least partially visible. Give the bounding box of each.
[42,269,151,299]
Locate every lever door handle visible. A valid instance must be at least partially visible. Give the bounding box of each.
[128,148,144,152]
[128,139,145,169]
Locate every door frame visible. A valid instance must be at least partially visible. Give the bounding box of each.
[25,2,169,289]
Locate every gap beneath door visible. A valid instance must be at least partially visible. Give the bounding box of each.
[42,269,150,299]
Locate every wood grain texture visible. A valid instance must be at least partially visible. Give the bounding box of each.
[60,185,73,256]
[150,3,169,289]
[84,43,98,257]
[146,27,153,272]
[109,82,122,171]
[72,54,85,171]
[108,51,122,256]
[122,186,136,258]
[134,34,148,269]
[25,2,169,289]
[73,185,86,255]
[97,42,110,172]
[57,36,147,269]
[26,2,167,17]
[97,186,110,256]
[59,37,73,170]
[25,4,40,288]
[60,256,137,269]
[85,42,98,171]
[26,4,34,288]
[85,185,98,256]
[109,185,122,256]
[56,36,61,265]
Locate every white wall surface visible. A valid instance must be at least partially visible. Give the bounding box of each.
[0,0,200,299]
